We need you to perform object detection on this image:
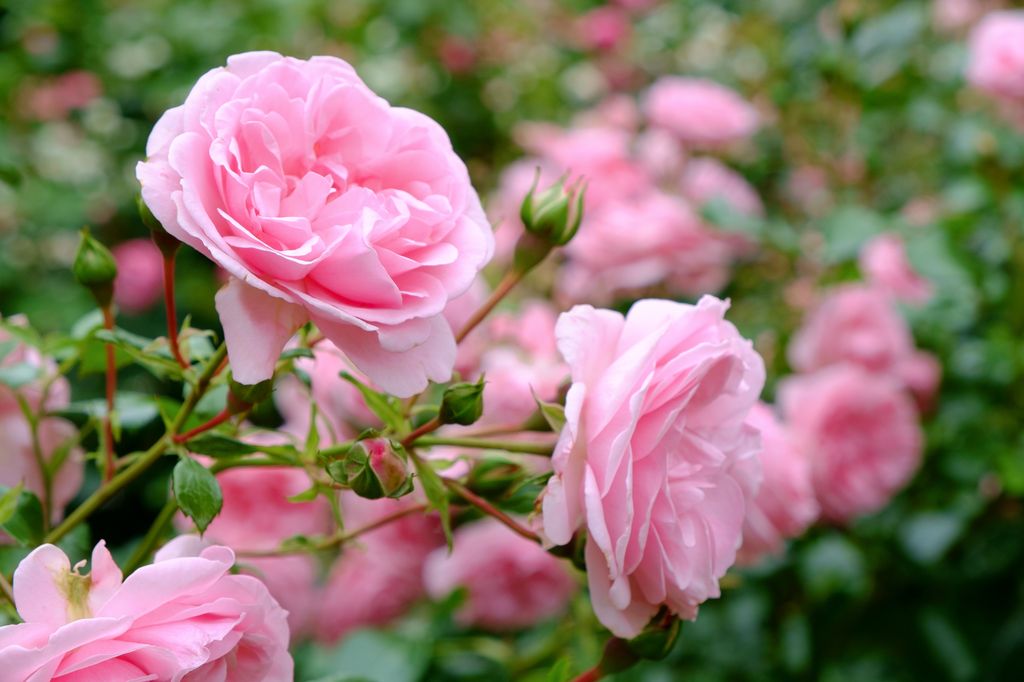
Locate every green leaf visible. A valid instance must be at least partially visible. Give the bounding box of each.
[58,392,161,431]
[411,452,451,547]
[0,362,41,389]
[184,433,259,457]
[0,484,25,526]
[280,347,315,361]
[819,205,887,264]
[172,457,223,534]
[340,372,403,430]
[534,394,566,432]
[0,488,45,546]
[547,658,573,682]
[92,328,185,380]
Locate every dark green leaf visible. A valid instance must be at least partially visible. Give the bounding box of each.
[183,433,259,457]
[411,452,451,547]
[172,457,223,534]
[339,372,403,430]
[0,488,45,546]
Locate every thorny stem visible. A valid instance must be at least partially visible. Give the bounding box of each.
[444,478,540,543]
[163,250,189,369]
[43,343,228,544]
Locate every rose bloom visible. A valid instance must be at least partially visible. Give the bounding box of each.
[137,51,493,397]
[541,296,765,638]
[788,284,942,406]
[112,238,164,314]
[858,233,933,304]
[577,6,632,52]
[175,439,332,637]
[644,77,760,147]
[966,11,1024,101]
[0,537,291,680]
[424,518,577,630]
[780,366,923,522]
[680,157,764,219]
[315,494,444,644]
[0,317,83,529]
[559,190,733,303]
[737,403,819,564]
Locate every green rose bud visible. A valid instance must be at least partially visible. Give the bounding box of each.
[439,377,485,426]
[342,438,413,500]
[626,611,681,660]
[519,171,586,246]
[72,228,118,307]
[228,374,274,410]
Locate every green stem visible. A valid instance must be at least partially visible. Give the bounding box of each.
[412,435,555,455]
[15,394,51,531]
[43,344,228,544]
[122,495,177,574]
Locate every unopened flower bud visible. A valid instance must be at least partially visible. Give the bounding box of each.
[73,228,118,307]
[439,378,485,426]
[626,611,681,660]
[343,438,413,499]
[519,171,586,246]
[137,195,180,257]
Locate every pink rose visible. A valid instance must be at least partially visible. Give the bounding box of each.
[112,238,165,314]
[0,317,83,528]
[541,296,765,638]
[644,77,760,146]
[315,494,444,643]
[560,190,733,302]
[424,518,577,630]
[967,11,1024,100]
[788,285,915,375]
[19,70,101,121]
[737,403,819,564]
[780,366,923,522]
[896,350,943,412]
[137,51,493,396]
[0,537,292,680]
[858,233,933,304]
[680,157,764,219]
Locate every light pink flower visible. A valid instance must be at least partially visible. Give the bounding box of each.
[788,284,915,375]
[680,157,764,218]
[896,350,943,412]
[966,11,1024,101]
[137,51,493,396]
[644,77,760,146]
[112,238,165,314]
[20,70,101,121]
[424,518,576,630]
[315,494,444,643]
[780,366,923,522]
[0,537,292,680]
[541,296,764,638]
[737,403,819,564]
[934,0,990,32]
[559,189,732,302]
[0,317,83,528]
[859,233,933,304]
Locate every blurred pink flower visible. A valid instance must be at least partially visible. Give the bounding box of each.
[644,77,760,147]
[967,11,1024,101]
[896,350,943,412]
[785,165,832,216]
[737,403,819,564]
[0,317,83,529]
[577,7,632,52]
[438,36,478,74]
[0,538,292,680]
[859,233,933,304]
[780,366,923,522]
[137,51,493,396]
[20,70,101,121]
[315,495,444,644]
[934,0,991,32]
[541,296,764,638]
[680,157,764,218]
[788,284,915,375]
[112,238,164,314]
[424,518,577,630]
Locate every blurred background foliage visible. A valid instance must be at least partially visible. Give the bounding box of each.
[1,0,1023,680]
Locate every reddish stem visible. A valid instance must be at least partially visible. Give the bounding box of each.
[102,306,117,482]
[401,416,442,448]
[455,269,524,344]
[163,251,189,369]
[173,407,233,444]
[443,478,540,543]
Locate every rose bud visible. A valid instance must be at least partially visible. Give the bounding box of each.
[519,172,586,247]
[137,194,180,256]
[439,378,485,426]
[72,227,118,307]
[344,438,413,500]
